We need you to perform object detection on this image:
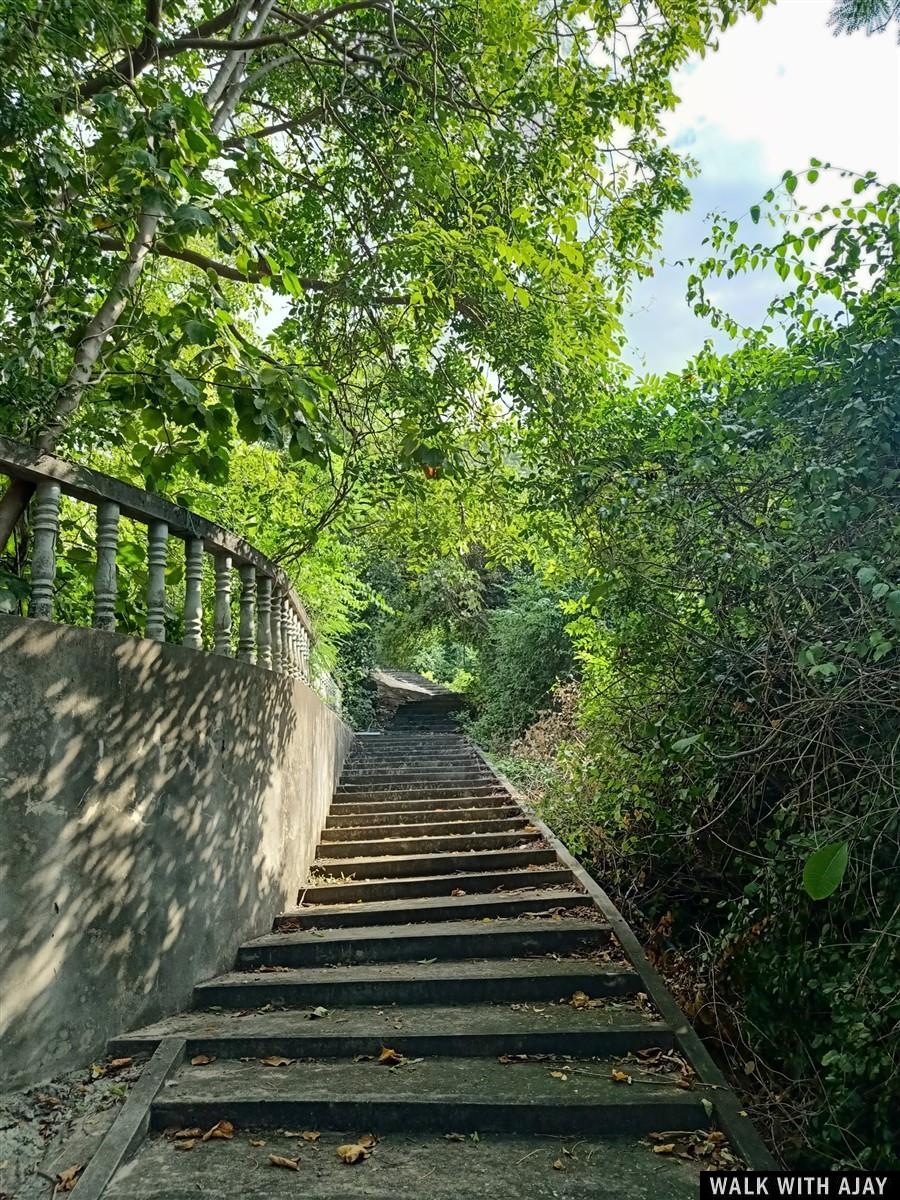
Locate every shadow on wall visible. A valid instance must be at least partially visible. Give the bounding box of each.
[0,615,351,1090]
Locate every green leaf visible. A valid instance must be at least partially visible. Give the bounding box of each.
[802,842,849,900]
[672,734,700,753]
[749,205,760,224]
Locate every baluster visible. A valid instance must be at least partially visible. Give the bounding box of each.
[290,613,301,679]
[279,595,291,676]
[182,537,204,649]
[93,501,120,630]
[146,521,168,641]
[237,563,256,661]
[301,625,310,682]
[29,481,61,620]
[213,553,233,655]
[270,587,283,673]
[256,574,273,669]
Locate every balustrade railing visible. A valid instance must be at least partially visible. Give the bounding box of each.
[0,436,341,713]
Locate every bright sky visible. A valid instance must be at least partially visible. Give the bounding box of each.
[624,0,900,375]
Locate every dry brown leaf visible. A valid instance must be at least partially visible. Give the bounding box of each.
[308,1006,329,1019]
[450,888,466,897]
[300,1131,321,1142]
[743,1060,756,1075]
[174,1128,203,1140]
[377,1046,403,1065]
[444,1133,465,1141]
[523,825,538,833]
[336,1143,369,1164]
[56,1165,82,1191]
[202,1120,234,1141]
[611,1069,632,1083]
[191,1054,215,1066]
[175,1140,196,1152]
[570,991,590,1009]
[108,1057,133,1070]
[269,1154,301,1171]
[357,1134,377,1149]
[260,1055,295,1067]
[35,1092,62,1108]
[549,1070,568,1081]
[553,1159,564,1170]
[653,1143,676,1155]
[249,1139,266,1147]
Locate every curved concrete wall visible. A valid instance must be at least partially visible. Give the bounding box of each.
[0,615,352,1089]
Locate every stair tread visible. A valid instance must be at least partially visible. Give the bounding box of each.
[157,1055,704,1107]
[243,916,608,952]
[112,1000,669,1046]
[105,1130,703,1200]
[198,958,637,990]
[283,887,586,921]
[314,848,554,872]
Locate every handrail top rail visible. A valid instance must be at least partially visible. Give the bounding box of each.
[0,435,315,642]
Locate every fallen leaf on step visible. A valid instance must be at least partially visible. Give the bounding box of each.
[300,1131,321,1142]
[450,888,466,897]
[445,1133,465,1141]
[56,1165,82,1191]
[416,957,437,965]
[653,1143,676,1155]
[570,991,591,1009]
[611,1069,632,1084]
[249,1139,266,1147]
[357,1134,377,1149]
[260,1056,295,1067]
[108,1057,133,1070]
[258,964,291,973]
[202,1120,234,1141]
[377,1046,403,1065]
[35,1092,62,1108]
[336,1143,369,1164]
[307,1006,329,1020]
[175,1140,196,1151]
[269,1155,301,1171]
[90,1064,107,1079]
[523,825,538,833]
[553,1159,564,1170]
[191,1054,215,1066]
[174,1128,203,1140]
[549,1070,567,1080]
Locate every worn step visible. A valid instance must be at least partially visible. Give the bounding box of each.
[322,816,527,841]
[111,1000,672,1059]
[195,958,642,1008]
[277,889,587,929]
[325,803,520,828]
[317,830,541,860]
[329,794,512,816]
[105,1128,704,1200]
[312,847,557,881]
[298,866,574,904]
[334,784,506,802]
[237,917,610,969]
[341,766,493,781]
[151,1056,706,1136]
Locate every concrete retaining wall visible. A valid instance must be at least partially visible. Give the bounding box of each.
[0,615,352,1089]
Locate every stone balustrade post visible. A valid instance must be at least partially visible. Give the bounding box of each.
[237,563,256,661]
[183,537,204,649]
[256,574,273,669]
[29,482,61,620]
[93,501,120,630]
[146,521,168,640]
[213,553,233,655]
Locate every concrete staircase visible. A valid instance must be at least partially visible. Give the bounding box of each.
[98,699,761,1197]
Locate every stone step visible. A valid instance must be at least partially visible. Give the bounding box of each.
[341,766,493,781]
[346,752,480,764]
[276,888,587,929]
[194,958,642,1009]
[104,1129,704,1200]
[334,784,505,802]
[316,830,541,860]
[312,847,557,880]
[321,816,527,840]
[150,1056,706,1136]
[236,917,611,969]
[329,794,513,816]
[298,866,574,904]
[325,803,520,828]
[337,775,494,792]
[111,1000,671,1059]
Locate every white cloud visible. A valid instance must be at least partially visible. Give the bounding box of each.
[624,0,900,374]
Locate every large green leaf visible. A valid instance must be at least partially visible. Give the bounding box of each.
[802,842,849,900]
